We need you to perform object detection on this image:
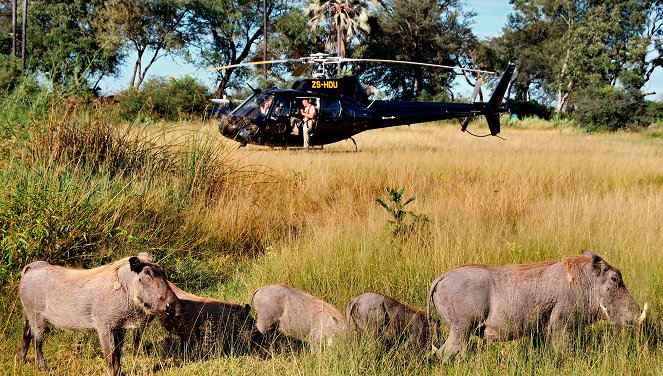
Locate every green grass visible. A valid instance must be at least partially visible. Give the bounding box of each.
[1,114,663,375]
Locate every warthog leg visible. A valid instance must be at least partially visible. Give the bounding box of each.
[18,319,31,362]
[97,327,122,376]
[438,324,471,363]
[30,316,47,371]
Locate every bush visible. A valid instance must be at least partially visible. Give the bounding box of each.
[0,76,53,141]
[508,100,553,120]
[645,100,663,123]
[573,80,647,132]
[116,76,210,121]
[0,55,23,94]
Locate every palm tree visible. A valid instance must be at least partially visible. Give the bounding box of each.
[306,0,372,58]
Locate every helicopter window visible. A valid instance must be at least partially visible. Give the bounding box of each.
[269,97,291,120]
[320,98,341,122]
[232,94,274,120]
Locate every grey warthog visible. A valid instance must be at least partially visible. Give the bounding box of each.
[251,284,347,352]
[428,250,647,362]
[18,253,182,376]
[347,292,441,354]
[164,282,257,355]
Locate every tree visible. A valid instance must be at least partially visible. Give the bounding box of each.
[191,0,289,97]
[95,0,192,90]
[500,0,654,115]
[271,7,326,59]
[24,0,123,91]
[640,0,662,87]
[306,0,372,58]
[359,0,475,100]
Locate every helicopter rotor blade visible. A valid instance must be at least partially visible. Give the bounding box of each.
[470,77,483,102]
[207,59,293,72]
[165,59,300,78]
[461,77,484,132]
[337,58,496,75]
[292,63,310,77]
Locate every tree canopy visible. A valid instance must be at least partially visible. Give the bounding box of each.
[0,0,661,128]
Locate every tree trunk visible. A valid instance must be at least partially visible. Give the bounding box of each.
[215,69,233,98]
[11,0,17,55]
[21,0,27,70]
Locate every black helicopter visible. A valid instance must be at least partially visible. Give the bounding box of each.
[216,54,516,149]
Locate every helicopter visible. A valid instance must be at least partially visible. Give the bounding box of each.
[215,54,516,150]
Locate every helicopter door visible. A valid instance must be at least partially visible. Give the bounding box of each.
[263,97,292,134]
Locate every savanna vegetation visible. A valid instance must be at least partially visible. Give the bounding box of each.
[0,96,662,374]
[0,0,663,374]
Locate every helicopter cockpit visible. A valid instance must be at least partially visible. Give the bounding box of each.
[219,91,323,146]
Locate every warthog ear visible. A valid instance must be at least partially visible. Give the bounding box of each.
[583,250,608,273]
[137,252,153,262]
[129,257,146,273]
[244,304,251,313]
[582,249,597,258]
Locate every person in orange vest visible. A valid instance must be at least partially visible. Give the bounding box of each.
[300,98,317,149]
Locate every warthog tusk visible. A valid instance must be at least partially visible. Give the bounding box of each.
[600,303,610,320]
[637,302,648,325]
[431,344,439,357]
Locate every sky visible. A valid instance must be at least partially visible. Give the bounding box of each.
[98,0,661,100]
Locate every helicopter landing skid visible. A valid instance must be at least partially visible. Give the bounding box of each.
[349,137,358,152]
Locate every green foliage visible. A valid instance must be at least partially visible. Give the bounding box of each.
[116,76,210,121]
[0,55,23,94]
[0,77,53,141]
[359,0,473,100]
[376,187,430,237]
[645,100,663,123]
[94,0,192,89]
[0,168,126,285]
[26,0,122,90]
[509,100,553,120]
[574,80,647,131]
[498,0,655,113]
[192,0,289,96]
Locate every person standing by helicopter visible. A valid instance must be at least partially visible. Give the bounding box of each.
[300,98,317,149]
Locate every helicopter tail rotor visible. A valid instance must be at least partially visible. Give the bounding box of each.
[461,62,516,136]
[485,62,516,136]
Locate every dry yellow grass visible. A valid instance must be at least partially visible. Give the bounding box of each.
[4,121,663,375]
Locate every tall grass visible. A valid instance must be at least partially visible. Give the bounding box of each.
[2,120,663,374]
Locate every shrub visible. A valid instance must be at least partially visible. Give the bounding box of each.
[645,100,663,123]
[573,79,647,131]
[0,55,23,94]
[116,76,210,121]
[508,100,553,120]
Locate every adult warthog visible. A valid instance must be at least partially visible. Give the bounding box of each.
[18,253,182,376]
[347,292,440,355]
[251,284,347,353]
[164,282,257,355]
[428,250,647,362]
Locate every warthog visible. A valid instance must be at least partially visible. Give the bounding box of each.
[428,250,647,361]
[164,282,257,355]
[347,292,440,354]
[18,253,182,376]
[251,284,347,352]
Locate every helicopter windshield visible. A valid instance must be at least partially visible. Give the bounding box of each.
[232,94,274,121]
